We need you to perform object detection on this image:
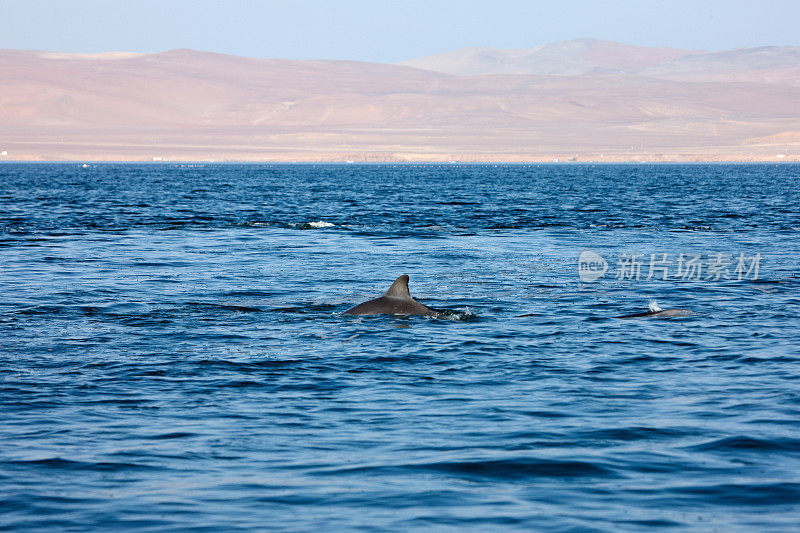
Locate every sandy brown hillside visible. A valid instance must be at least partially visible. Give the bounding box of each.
[0,44,798,162]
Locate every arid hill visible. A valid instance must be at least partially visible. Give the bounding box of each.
[1,41,798,162]
[399,39,696,76]
[400,39,800,85]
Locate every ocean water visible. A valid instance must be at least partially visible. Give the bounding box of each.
[1,163,799,532]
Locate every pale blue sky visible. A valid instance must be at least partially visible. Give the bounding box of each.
[1,0,798,62]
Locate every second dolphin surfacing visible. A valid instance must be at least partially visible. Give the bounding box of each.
[616,301,693,318]
[345,275,438,316]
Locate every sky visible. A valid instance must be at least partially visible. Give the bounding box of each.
[1,0,799,62]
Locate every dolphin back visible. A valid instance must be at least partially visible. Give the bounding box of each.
[345,296,437,316]
[616,308,693,318]
[345,274,437,316]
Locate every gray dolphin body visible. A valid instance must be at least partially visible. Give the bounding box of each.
[345,275,438,316]
[616,301,693,319]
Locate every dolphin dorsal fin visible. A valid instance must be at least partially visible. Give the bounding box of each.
[384,275,412,299]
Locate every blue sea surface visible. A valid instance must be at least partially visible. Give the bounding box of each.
[1,163,799,531]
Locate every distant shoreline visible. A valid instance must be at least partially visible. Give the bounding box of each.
[0,146,796,164]
[2,44,797,168]
[1,157,797,164]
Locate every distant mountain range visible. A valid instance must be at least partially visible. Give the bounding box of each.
[1,40,798,162]
[399,39,800,85]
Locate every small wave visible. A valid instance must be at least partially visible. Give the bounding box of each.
[241,221,272,227]
[7,457,154,471]
[435,307,480,321]
[324,458,617,479]
[185,302,263,313]
[522,410,574,419]
[739,355,798,363]
[191,358,302,371]
[271,303,342,315]
[16,305,64,316]
[666,481,800,506]
[579,426,694,442]
[418,457,618,479]
[290,220,336,229]
[145,432,198,440]
[686,436,800,453]
[219,380,265,388]
[615,519,683,528]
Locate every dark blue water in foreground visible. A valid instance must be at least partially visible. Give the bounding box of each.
[1,163,799,531]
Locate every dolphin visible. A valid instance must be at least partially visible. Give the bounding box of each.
[345,275,438,316]
[616,301,693,319]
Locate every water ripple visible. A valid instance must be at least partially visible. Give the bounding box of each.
[1,163,798,531]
